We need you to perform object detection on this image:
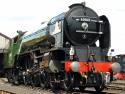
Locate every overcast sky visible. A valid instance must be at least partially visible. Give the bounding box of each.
[0,0,125,55]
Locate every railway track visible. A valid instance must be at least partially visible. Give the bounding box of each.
[0,90,15,94]
[0,78,125,94]
[107,80,125,90]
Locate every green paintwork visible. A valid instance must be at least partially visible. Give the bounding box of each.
[3,34,24,68]
[3,24,48,69]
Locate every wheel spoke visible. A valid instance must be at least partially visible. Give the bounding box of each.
[94,73,105,92]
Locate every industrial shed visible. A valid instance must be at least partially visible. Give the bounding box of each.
[0,33,11,75]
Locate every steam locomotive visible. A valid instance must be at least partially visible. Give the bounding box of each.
[4,2,121,92]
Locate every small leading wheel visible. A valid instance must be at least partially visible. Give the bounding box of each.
[63,73,73,91]
[95,84,105,92]
[94,73,105,92]
[79,76,87,91]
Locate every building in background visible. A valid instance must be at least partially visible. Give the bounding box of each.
[0,32,11,76]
